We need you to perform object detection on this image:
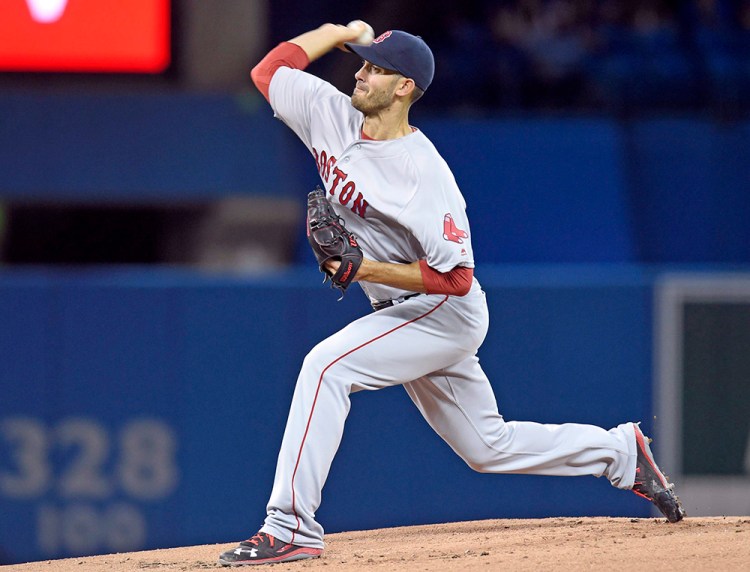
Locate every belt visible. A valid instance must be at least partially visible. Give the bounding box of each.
[371,293,422,312]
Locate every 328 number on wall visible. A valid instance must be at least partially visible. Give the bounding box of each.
[0,417,178,499]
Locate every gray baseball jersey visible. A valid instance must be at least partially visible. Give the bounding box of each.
[270,66,473,303]
[258,66,639,549]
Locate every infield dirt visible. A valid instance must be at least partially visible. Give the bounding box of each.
[4,516,749,571]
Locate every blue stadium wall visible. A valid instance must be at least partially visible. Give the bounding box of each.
[1,266,657,565]
[1,94,749,563]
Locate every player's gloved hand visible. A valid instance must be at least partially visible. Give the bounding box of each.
[307,187,363,297]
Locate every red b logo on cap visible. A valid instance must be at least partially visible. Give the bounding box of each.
[373,31,392,43]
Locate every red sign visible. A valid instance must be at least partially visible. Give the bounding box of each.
[0,0,171,73]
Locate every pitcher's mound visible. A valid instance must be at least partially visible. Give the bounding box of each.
[5,517,749,571]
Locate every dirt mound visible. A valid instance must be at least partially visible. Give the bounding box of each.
[5,517,749,571]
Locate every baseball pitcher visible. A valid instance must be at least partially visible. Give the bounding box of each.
[218,21,685,566]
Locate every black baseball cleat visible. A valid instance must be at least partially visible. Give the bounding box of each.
[218,531,322,566]
[631,423,686,523]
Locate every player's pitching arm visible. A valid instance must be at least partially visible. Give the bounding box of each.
[250,23,370,103]
[325,259,473,297]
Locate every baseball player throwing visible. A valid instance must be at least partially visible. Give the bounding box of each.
[219,21,685,566]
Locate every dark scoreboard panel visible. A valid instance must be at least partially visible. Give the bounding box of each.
[682,302,750,476]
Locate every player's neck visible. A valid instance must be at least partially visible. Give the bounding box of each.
[361,111,412,141]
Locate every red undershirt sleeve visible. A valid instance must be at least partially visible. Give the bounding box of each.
[419,260,474,296]
[250,42,310,102]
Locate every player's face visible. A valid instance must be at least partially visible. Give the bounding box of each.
[351,60,402,115]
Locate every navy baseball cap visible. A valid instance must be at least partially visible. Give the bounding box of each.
[345,30,435,92]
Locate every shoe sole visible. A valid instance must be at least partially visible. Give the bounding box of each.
[218,548,322,566]
[633,424,686,523]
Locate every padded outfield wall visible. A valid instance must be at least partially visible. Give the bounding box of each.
[2,266,749,565]
[0,266,655,565]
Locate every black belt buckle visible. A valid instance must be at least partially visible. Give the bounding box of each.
[371,293,421,312]
[371,300,394,311]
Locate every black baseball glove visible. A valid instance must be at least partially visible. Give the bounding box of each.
[306,186,363,296]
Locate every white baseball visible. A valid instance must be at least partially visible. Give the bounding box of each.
[347,20,374,45]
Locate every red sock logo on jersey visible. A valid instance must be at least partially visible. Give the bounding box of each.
[443,213,468,244]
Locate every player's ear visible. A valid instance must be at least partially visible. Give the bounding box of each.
[395,77,416,99]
